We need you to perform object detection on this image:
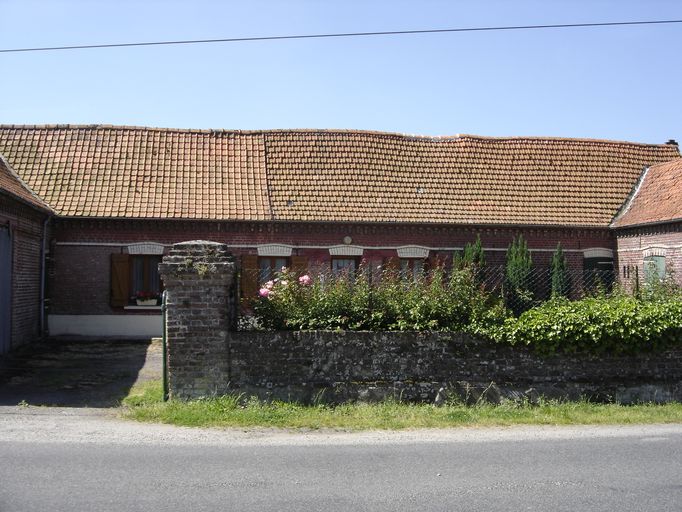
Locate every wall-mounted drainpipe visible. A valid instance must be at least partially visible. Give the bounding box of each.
[39,215,50,338]
[161,290,169,401]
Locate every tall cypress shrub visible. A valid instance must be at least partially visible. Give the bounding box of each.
[454,235,486,284]
[463,234,485,270]
[505,234,533,315]
[550,242,570,298]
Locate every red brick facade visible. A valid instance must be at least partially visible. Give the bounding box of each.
[615,222,682,290]
[49,218,615,316]
[0,195,48,350]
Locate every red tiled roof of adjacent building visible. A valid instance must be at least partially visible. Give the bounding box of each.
[0,124,678,227]
[611,158,682,228]
[0,154,51,212]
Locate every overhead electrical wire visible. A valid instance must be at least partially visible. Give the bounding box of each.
[0,19,681,54]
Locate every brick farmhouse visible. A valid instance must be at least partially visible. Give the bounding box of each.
[0,125,679,348]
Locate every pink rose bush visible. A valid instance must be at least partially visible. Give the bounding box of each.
[251,263,508,333]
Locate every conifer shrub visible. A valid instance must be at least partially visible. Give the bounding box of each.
[550,242,570,298]
[504,234,534,315]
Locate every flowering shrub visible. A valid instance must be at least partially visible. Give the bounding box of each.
[134,291,160,301]
[248,266,682,356]
[251,265,509,332]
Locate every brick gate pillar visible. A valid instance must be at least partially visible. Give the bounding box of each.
[159,240,235,399]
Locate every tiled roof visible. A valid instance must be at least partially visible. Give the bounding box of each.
[611,158,682,228]
[0,125,269,220]
[266,131,679,226]
[0,154,51,212]
[0,125,678,227]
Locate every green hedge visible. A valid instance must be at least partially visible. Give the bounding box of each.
[499,294,682,355]
[249,268,682,355]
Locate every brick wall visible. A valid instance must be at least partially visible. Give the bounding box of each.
[52,218,615,316]
[54,218,614,254]
[49,245,116,315]
[0,195,48,349]
[615,222,682,290]
[159,241,236,398]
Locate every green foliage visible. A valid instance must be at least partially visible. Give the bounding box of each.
[250,260,682,358]
[252,265,509,333]
[505,234,534,315]
[550,242,570,298]
[455,235,486,270]
[500,293,682,355]
[124,380,682,429]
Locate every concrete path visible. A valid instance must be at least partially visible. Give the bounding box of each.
[0,338,161,407]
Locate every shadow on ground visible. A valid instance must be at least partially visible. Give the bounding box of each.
[0,338,162,407]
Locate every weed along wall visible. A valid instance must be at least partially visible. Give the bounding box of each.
[160,241,682,403]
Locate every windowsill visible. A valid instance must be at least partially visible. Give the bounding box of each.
[123,305,162,311]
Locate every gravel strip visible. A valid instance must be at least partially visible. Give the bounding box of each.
[1,406,680,447]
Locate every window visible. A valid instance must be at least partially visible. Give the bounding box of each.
[130,255,162,298]
[644,255,666,282]
[583,256,614,292]
[110,252,163,308]
[331,257,358,275]
[400,258,425,280]
[258,257,289,284]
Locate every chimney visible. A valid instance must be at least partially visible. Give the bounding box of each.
[666,139,678,146]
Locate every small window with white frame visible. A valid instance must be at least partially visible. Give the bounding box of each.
[258,257,289,284]
[331,257,359,275]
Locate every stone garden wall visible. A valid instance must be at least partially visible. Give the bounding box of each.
[160,241,682,403]
[229,330,682,404]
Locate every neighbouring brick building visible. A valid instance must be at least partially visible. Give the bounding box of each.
[0,124,679,339]
[0,156,52,353]
[612,158,682,289]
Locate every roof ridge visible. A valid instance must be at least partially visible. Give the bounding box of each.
[0,124,677,148]
[610,165,650,227]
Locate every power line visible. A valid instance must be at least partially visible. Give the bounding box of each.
[1,19,681,54]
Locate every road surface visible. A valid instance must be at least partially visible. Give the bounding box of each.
[0,407,680,511]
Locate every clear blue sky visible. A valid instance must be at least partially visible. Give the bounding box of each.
[2,0,681,144]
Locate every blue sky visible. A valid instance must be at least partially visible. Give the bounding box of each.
[1,0,681,144]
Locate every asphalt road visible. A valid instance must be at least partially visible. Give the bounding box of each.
[0,409,680,512]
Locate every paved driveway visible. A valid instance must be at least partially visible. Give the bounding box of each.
[0,338,161,407]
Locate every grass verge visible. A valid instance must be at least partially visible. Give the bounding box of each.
[122,380,682,430]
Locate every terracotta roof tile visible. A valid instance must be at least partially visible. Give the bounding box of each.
[0,125,678,226]
[0,154,51,212]
[266,131,679,227]
[611,158,682,228]
[0,125,269,221]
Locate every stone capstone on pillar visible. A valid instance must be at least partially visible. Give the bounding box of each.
[159,240,235,399]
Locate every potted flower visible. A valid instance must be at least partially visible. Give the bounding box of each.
[134,291,160,306]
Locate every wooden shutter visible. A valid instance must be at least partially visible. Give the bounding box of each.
[291,256,308,276]
[240,255,259,300]
[110,253,130,307]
